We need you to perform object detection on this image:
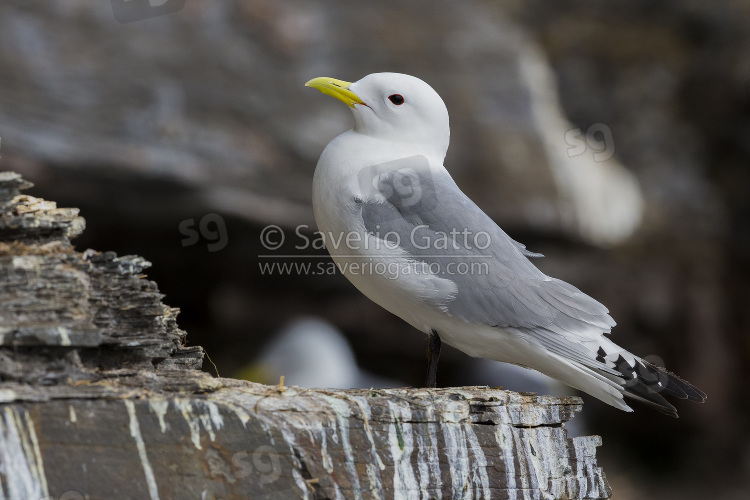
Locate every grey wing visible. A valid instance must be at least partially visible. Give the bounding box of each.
[359,156,617,373]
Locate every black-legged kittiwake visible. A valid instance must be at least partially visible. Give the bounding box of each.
[305,72,705,416]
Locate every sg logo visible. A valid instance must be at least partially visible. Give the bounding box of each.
[179,214,228,252]
[565,123,616,162]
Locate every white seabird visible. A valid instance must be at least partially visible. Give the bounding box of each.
[240,317,401,389]
[305,72,705,416]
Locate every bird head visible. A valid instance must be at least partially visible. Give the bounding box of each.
[306,72,450,157]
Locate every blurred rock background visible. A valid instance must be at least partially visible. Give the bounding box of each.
[0,0,747,498]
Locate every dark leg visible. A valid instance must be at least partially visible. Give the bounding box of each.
[424,330,442,388]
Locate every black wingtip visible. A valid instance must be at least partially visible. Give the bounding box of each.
[614,357,706,416]
[654,402,679,418]
[642,361,707,403]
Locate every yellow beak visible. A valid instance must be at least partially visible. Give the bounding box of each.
[305,77,364,108]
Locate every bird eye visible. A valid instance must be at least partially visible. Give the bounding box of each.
[388,94,405,105]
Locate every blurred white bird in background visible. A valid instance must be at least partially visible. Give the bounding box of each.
[238,317,401,389]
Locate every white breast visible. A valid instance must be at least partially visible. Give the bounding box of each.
[312,131,458,332]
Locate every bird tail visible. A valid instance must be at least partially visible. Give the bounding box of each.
[503,329,706,416]
[609,356,707,418]
[540,347,706,417]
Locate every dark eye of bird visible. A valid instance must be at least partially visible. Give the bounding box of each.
[388,94,405,105]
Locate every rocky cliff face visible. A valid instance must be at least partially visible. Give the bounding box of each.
[0,172,203,385]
